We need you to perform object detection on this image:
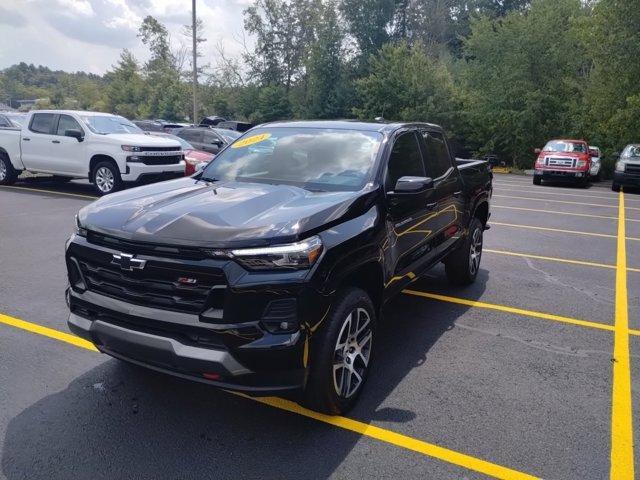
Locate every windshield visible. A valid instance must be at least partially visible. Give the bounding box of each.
[82,115,143,135]
[543,140,587,153]
[213,128,242,143]
[201,127,382,191]
[622,145,640,158]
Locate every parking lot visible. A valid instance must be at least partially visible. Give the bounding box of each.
[0,173,637,479]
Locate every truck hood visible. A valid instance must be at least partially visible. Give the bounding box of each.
[103,133,181,148]
[79,178,377,248]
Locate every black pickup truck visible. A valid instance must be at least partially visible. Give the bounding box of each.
[65,120,492,414]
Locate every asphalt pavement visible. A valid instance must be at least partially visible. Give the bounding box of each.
[0,174,638,479]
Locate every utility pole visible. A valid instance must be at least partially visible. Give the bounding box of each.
[191,0,198,124]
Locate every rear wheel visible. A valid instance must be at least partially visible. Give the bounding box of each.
[303,288,375,415]
[445,218,483,286]
[91,161,121,195]
[0,153,18,185]
[533,175,542,185]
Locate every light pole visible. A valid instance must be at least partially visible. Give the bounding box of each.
[191,0,198,123]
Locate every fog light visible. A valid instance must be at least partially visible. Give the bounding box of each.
[261,298,299,333]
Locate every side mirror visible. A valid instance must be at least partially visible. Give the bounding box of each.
[212,140,223,147]
[534,148,541,154]
[65,129,84,142]
[612,152,620,160]
[392,176,434,193]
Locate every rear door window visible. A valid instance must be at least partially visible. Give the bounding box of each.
[29,113,56,134]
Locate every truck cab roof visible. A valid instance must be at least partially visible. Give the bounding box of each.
[260,119,445,134]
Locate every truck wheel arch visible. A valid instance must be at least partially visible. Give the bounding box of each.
[472,200,489,226]
[332,261,384,317]
[89,154,118,179]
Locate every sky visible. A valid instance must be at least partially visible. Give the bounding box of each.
[0,0,254,74]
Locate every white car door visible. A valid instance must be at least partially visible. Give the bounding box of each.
[52,114,87,175]
[21,112,58,172]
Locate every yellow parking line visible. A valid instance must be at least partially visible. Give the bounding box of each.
[0,185,97,200]
[493,194,640,211]
[0,311,539,480]
[490,222,640,242]
[0,312,97,351]
[237,394,538,480]
[484,249,616,270]
[493,205,640,223]
[483,248,640,274]
[402,289,628,334]
[609,192,634,479]
[495,186,638,203]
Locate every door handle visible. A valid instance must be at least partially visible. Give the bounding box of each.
[426,202,438,210]
[453,191,462,197]
[52,140,60,144]
[22,137,30,141]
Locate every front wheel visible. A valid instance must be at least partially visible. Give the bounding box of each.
[303,288,375,415]
[91,161,121,195]
[445,218,483,286]
[533,175,542,185]
[0,154,19,186]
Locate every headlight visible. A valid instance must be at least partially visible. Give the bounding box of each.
[576,160,586,168]
[121,145,141,152]
[230,236,323,271]
[616,161,625,172]
[74,214,87,237]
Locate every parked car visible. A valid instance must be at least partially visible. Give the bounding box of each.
[0,110,184,195]
[0,112,27,128]
[149,131,214,175]
[132,119,164,132]
[177,126,241,154]
[217,120,254,132]
[588,146,602,181]
[533,139,591,186]
[65,120,492,414]
[199,116,226,127]
[612,144,640,191]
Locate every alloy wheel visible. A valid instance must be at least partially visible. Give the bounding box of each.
[469,227,483,275]
[333,307,373,399]
[95,167,114,193]
[0,159,6,181]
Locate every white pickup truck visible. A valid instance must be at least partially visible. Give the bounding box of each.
[0,110,185,195]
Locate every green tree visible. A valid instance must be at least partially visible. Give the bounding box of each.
[354,42,460,128]
[461,0,589,167]
[582,0,640,160]
[104,50,146,118]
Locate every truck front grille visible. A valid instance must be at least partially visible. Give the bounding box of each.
[129,155,183,165]
[74,252,226,314]
[545,157,575,168]
[625,164,640,175]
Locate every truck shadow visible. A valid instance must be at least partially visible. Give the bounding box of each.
[1,266,487,480]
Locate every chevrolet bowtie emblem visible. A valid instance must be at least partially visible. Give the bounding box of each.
[111,253,146,271]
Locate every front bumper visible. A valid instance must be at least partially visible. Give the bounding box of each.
[121,161,186,182]
[613,171,640,187]
[534,169,588,180]
[67,288,306,393]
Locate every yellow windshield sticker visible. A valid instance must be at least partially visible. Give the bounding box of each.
[231,133,271,148]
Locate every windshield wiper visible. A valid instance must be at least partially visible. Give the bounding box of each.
[199,176,219,183]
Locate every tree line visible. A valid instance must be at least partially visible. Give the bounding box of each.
[0,0,638,172]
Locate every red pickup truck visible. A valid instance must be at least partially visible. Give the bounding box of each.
[533,139,592,186]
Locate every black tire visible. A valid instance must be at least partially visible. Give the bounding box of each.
[0,153,19,186]
[51,175,72,183]
[612,183,621,192]
[533,175,542,185]
[91,160,122,195]
[445,218,484,286]
[303,287,376,415]
[580,175,589,188]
